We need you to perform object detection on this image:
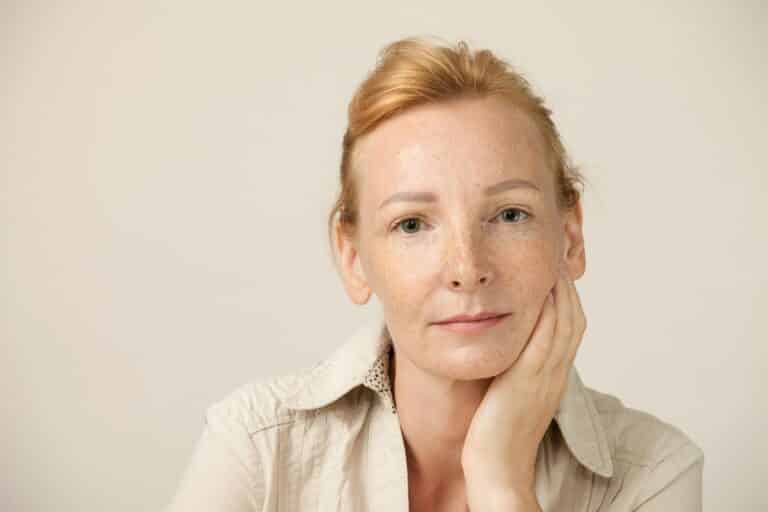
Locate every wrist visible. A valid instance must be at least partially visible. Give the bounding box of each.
[465,485,541,512]
[463,462,537,503]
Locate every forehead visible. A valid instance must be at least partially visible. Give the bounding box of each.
[353,95,552,198]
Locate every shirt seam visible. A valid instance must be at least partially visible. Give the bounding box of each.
[632,441,705,508]
[577,382,612,472]
[248,418,297,435]
[611,454,655,468]
[612,437,701,469]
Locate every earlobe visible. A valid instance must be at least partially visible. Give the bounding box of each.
[561,203,586,280]
[348,257,372,304]
[335,224,372,305]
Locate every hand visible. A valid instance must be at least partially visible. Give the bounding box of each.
[461,263,587,504]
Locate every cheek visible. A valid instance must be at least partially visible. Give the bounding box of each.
[365,246,437,313]
[502,240,559,294]
[367,234,559,303]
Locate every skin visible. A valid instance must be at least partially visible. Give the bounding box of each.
[334,95,587,511]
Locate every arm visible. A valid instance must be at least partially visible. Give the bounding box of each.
[164,418,264,512]
[633,442,704,512]
[465,486,542,512]
[462,265,582,512]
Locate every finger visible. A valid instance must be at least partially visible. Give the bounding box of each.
[552,270,585,371]
[563,275,587,365]
[517,290,557,374]
[545,266,573,371]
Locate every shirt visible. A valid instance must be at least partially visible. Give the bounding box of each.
[164,312,705,511]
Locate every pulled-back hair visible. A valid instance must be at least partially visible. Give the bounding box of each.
[328,36,586,257]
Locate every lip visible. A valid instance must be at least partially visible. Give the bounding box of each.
[433,313,510,334]
[435,311,507,324]
[435,313,510,334]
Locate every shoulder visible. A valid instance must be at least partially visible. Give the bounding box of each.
[584,385,705,470]
[166,371,328,509]
[583,385,705,507]
[204,371,310,435]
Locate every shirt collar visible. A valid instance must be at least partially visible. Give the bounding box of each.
[282,311,614,478]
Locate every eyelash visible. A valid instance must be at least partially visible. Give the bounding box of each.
[389,207,532,235]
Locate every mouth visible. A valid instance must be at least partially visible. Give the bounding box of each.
[433,313,511,334]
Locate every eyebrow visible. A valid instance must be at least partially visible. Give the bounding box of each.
[378,178,541,210]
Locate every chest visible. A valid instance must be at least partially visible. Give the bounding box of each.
[263,395,625,511]
[407,479,469,512]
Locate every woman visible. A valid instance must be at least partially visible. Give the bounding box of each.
[165,37,704,511]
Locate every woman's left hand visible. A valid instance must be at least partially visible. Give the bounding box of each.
[461,263,587,508]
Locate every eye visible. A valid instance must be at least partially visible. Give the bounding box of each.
[493,207,531,224]
[392,217,424,235]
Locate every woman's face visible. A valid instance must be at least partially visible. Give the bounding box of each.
[339,95,584,380]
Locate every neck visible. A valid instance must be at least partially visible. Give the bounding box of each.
[389,347,492,491]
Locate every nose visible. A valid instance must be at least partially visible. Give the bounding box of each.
[445,227,494,291]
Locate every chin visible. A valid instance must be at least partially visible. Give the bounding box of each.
[436,341,523,381]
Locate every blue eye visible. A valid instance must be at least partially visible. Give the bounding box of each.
[495,207,530,223]
[391,208,530,235]
[394,217,423,234]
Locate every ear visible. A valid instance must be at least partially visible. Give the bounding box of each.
[334,219,372,305]
[561,201,586,281]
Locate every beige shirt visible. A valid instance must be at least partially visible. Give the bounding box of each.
[165,314,704,511]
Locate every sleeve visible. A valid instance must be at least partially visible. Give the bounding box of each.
[632,441,704,512]
[163,414,264,512]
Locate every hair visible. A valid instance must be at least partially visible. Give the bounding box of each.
[327,35,587,260]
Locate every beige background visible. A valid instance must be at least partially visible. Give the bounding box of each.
[3,1,766,510]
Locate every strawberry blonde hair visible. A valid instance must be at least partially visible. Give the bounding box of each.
[328,36,586,255]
